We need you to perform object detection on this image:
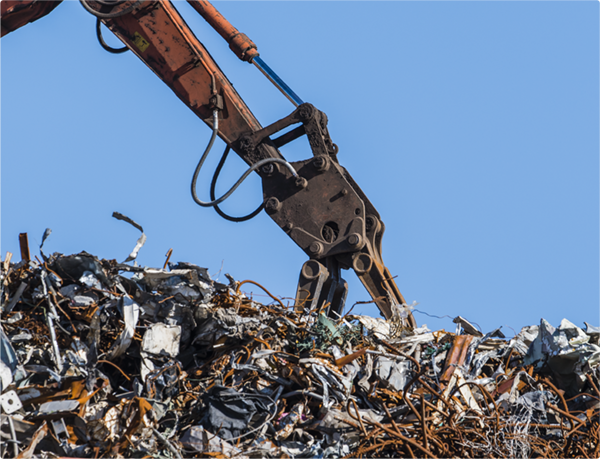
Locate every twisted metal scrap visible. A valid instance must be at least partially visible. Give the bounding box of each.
[347,366,599,459]
[1,251,598,458]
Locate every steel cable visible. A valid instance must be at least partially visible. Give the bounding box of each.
[191,110,298,208]
[210,146,265,222]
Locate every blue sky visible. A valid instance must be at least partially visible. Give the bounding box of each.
[2,1,598,336]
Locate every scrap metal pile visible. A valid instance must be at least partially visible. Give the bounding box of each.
[1,250,599,458]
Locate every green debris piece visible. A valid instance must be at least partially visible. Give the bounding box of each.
[318,313,343,346]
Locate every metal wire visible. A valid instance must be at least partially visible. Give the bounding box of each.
[210,146,264,222]
[190,110,298,208]
[152,428,183,459]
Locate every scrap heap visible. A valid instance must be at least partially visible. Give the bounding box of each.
[1,250,599,458]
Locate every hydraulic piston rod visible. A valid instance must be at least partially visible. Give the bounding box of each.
[187,0,303,106]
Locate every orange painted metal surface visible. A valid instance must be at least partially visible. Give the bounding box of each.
[101,1,280,164]
[1,0,62,37]
[186,0,259,62]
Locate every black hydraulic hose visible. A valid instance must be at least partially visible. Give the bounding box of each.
[96,19,129,54]
[80,0,140,19]
[210,146,265,222]
[94,0,127,6]
[191,110,298,208]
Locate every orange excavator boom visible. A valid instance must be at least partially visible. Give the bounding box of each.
[1,0,62,37]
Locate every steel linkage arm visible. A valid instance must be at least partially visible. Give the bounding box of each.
[246,102,415,326]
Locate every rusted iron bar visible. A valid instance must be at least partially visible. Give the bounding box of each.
[421,393,429,451]
[18,232,30,262]
[440,334,473,382]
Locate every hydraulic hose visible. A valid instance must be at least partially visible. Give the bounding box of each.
[96,19,128,54]
[80,0,140,19]
[210,146,265,222]
[191,110,298,208]
[90,0,130,3]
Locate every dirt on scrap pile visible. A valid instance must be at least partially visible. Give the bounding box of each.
[1,249,599,458]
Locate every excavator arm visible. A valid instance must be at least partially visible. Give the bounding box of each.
[1,0,416,327]
[1,0,62,37]
[85,0,282,166]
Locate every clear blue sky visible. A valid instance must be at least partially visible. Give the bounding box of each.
[2,1,598,336]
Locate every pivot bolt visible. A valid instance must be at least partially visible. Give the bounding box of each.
[265,197,281,214]
[297,103,315,121]
[261,163,275,175]
[313,156,330,172]
[308,241,324,257]
[295,176,308,189]
[301,259,322,280]
[239,135,255,153]
[348,233,362,247]
[352,253,373,274]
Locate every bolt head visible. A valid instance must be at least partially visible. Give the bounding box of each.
[295,176,308,189]
[265,197,281,214]
[261,163,275,175]
[297,103,315,121]
[239,136,255,153]
[308,241,323,256]
[348,233,362,246]
[313,156,330,172]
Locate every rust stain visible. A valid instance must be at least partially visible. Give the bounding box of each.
[440,334,473,383]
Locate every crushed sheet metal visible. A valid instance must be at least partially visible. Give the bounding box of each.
[0,246,598,458]
[453,315,484,336]
[5,282,27,313]
[180,425,248,458]
[112,211,147,262]
[38,399,80,415]
[0,326,19,391]
[39,228,52,259]
[586,322,600,333]
[142,323,181,357]
[104,293,140,360]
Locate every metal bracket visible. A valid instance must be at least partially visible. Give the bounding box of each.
[0,390,22,414]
